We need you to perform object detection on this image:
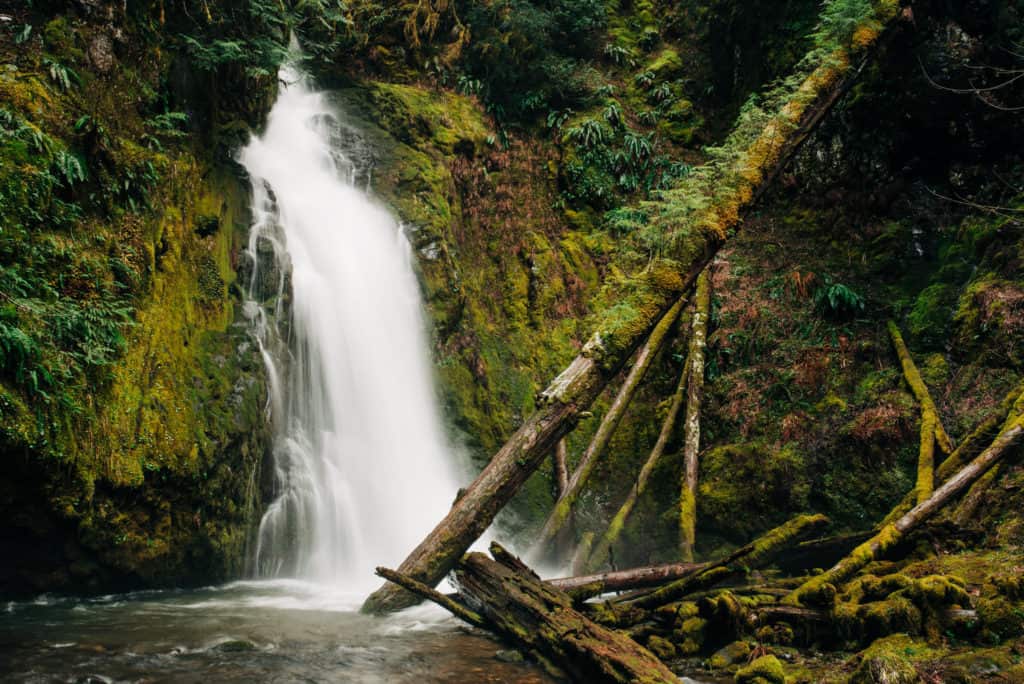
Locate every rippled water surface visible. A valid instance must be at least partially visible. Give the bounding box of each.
[0,581,553,683]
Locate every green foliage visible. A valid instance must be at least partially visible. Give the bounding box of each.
[564,118,610,149]
[643,0,892,256]
[814,276,866,320]
[43,57,79,91]
[460,0,607,121]
[814,0,876,45]
[603,207,648,236]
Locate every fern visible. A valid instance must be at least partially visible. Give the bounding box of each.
[564,118,609,148]
[43,58,80,91]
[814,276,865,319]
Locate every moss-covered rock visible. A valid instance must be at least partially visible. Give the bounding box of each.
[849,635,928,684]
[710,640,753,669]
[735,654,786,684]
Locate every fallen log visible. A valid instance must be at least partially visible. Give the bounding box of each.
[361,1,904,613]
[785,405,1024,607]
[549,560,708,603]
[586,334,692,571]
[888,320,955,460]
[536,297,686,554]
[888,321,952,503]
[618,514,829,612]
[952,462,1002,527]
[380,545,679,684]
[681,269,711,561]
[374,567,487,629]
[882,379,1024,525]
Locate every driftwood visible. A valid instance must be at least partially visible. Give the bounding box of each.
[785,403,1024,606]
[378,544,679,684]
[361,2,903,613]
[536,297,686,553]
[888,321,953,502]
[680,269,711,561]
[586,337,691,571]
[549,561,708,602]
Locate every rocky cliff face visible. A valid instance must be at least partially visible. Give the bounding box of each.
[0,2,274,594]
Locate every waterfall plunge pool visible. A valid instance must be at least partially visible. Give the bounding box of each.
[0,581,554,683]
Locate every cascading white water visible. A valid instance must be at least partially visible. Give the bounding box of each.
[238,53,463,593]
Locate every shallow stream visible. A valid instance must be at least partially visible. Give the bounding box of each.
[0,581,554,683]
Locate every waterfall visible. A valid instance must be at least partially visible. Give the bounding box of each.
[238,54,463,593]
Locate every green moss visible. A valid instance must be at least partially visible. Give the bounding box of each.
[646,48,684,80]
[850,634,930,684]
[977,597,1024,641]
[735,654,786,684]
[952,274,1024,366]
[646,634,677,660]
[907,284,957,347]
[710,640,753,669]
[698,442,811,540]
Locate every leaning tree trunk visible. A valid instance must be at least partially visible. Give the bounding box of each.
[882,379,1024,525]
[585,341,691,571]
[553,438,570,500]
[785,404,1024,607]
[362,1,904,613]
[535,297,686,554]
[680,269,711,561]
[888,321,954,502]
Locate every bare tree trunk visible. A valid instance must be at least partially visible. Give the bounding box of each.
[361,4,904,613]
[952,462,1002,527]
[785,408,1024,607]
[535,297,687,554]
[680,269,711,560]
[553,438,570,500]
[570,531,595,576]
[586,337,691,572]
[549,560,707,603]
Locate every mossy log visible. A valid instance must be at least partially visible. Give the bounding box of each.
[362,3,901,613]
[618,514,829,613]
[785,406,1024,607]
[887,321,954,502]
[549,561,708,603]
[536,297,686,554]
[681,269,711,561]
[586,332,692,572]
[951,462,1001,527]
[374,566,487,628]
[749,603,975,646]
[382,543,679,683]
[882,379,1024,525]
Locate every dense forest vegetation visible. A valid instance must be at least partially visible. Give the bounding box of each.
[1,0,1023,682]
